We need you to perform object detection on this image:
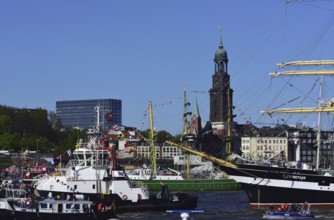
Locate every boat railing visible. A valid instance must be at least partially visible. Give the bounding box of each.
[66,159,111,168]
[236,157,314,170]
[66,159,82,167]
[1,188,27,199]
[129,180,149,198]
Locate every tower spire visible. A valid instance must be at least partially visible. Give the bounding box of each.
[219,25,223,47]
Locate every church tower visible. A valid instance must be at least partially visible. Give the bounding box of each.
[209,30,233,144]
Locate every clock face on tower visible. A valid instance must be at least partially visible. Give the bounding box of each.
[214,78,219,87]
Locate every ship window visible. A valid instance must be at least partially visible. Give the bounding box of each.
[66,204,71,209]
[74,185,77,190]
[41,203,47,209]
[103,153,108,160]
[92,184,95,189]
[85,152,92,159]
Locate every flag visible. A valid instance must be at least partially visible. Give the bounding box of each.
[112,125,119,131]
[56,155,61,159]
[124,142,130,148]
[67,149,72,157]
[40,164,46,172]
[50,159,54,165]
[25,172,31,179]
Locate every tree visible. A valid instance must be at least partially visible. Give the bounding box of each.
[49,111,62,130]
[0,115,12,134]
[139,129,151,141]
[0,133,21,151]
[156,130,172,142]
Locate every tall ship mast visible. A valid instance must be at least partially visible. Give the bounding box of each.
[167,60,334,208]
[261,60,334,170]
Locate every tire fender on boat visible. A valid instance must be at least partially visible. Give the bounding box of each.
[122,195,128,200]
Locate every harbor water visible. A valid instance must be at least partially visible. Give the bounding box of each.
[117,190,334,219]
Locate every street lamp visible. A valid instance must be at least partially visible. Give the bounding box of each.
[37,139,39,163]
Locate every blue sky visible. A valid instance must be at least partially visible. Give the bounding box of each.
[1,0,334,135]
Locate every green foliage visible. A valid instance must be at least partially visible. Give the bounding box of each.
[0,115,12,134]
[0,105,184,156]
[0,133,21,151]
[66,129,85,149]
[0,105,66,153]
[140,129,151,141]
[156,130,172,142]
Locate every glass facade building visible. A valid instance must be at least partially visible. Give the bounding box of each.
[56,99,122,130]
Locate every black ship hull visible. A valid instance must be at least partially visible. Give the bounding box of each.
[220,164,334,208]
[0,210,115,220]
[36,189,197,212]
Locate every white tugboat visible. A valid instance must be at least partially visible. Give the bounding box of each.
[33,106,197,212]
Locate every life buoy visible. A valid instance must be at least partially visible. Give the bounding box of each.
[25,200,31,206]
[122,195,128,200]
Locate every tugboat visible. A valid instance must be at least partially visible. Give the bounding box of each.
[32,106,197,212]
[0,188,118,220]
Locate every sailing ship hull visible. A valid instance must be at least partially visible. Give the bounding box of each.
[131,179,241,191]
[220,164,334,208]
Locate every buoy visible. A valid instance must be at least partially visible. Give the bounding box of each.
[180,212,189,220]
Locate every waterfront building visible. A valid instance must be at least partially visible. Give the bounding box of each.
[287,128,334,168]
[56,99,122,130]
[241,136,288,160]
[240,126,334,168]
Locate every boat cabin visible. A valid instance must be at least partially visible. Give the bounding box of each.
[38,199,93,213]
[72,148,110,167]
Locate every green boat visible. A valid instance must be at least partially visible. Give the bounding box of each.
[131,178,241,191]
[126,102,241,192]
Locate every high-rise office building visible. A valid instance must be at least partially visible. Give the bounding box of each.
[56,99,122,130]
